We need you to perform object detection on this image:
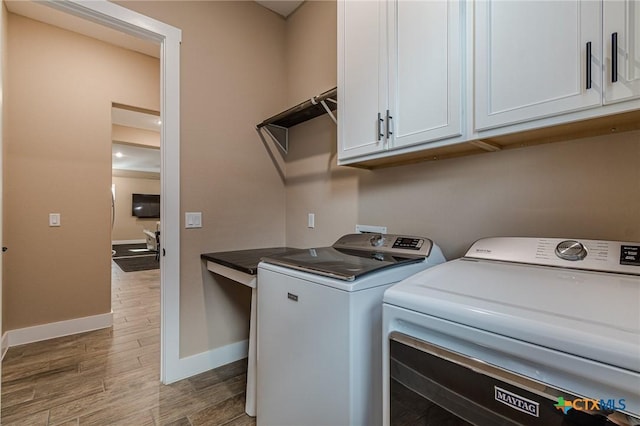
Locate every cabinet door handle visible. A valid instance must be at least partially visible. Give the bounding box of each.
[386,110,393,138]
[612,32,618,83]
[377,112,384,141]
[586,41,592,90]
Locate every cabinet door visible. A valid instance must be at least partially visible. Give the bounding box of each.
[388,0,462,149]
[604,0,640,103]
[338,0,388,160]
[475,0,602,131]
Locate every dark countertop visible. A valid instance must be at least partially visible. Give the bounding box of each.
[201,247,302,275]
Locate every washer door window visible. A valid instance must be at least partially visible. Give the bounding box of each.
[390,333,637,426]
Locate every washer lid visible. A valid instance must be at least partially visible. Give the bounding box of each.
[262,247,425,281]
[261,233,436,281]
[384,258,640,373]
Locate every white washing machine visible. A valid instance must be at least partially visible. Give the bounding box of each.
[256,233,446,426]
[383,237,640,426]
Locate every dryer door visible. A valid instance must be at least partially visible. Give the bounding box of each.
[389,332,637,426]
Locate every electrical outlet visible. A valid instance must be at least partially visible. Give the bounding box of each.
[355,224,387,234]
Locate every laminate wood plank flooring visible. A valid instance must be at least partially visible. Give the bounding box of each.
[2,263,255,426]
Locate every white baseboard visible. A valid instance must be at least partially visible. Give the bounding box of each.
[164,339,249,384]
[6,312,113,348]
[1,332,8,360]
[112,239,146,245]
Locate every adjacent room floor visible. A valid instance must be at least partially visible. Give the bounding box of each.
[1,263,254,425]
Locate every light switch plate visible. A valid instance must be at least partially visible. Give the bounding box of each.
[308,213,315,228]
[49,213,61,227]
[185,212,202,228]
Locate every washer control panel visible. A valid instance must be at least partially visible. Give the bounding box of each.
[369,234,385,247]
[391,237,424,250]
[333,233,433,257]
[466,237,640,275]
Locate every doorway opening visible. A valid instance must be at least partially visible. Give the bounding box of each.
[111,104,161,273]
[1,0,181,387]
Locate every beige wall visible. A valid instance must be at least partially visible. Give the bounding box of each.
[3,14,159,330]
[285,0,337,105]
[284,0,358,249]
[358,132,640,259]
[112,175,160,242]
[113,1,288,357]
[284,1,356,248]
[284,1,640,258]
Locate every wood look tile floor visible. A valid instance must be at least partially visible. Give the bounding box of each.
[1,263,255,426]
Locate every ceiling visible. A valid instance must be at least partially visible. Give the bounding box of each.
[256,1,305,18]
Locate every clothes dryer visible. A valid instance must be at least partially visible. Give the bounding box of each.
[383,237,640,426]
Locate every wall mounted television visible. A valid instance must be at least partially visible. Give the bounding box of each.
[132,193,160,218]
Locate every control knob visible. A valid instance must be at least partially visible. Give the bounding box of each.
[369,234,385,247]
[555,240,587,261]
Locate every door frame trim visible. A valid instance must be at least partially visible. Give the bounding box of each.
[43,0,182,384]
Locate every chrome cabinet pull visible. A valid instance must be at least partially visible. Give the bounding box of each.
[386,110,393,139]
[377,112,384,141]
[612,32,618,83]
[586,41,592,90]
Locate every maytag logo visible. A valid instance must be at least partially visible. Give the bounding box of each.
[494,386,539,417]
[475,248,492,253]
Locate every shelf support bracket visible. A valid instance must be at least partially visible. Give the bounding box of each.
[262,124,288,154]
[312,96,337,125]
[256,87,337,156]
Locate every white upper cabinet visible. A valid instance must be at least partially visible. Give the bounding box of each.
[338,0,463,163]
[337,1,640,168]
[474,1,602,131]
[604,0,640,103]
[388,0,462,149]
[338,0,387,159]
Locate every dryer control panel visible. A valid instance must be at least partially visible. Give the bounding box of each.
[555,240,587,261]
[620,245,640,266]
[465,237,640,275]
